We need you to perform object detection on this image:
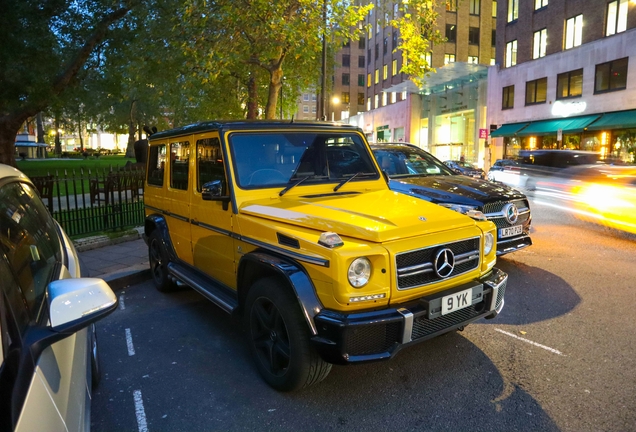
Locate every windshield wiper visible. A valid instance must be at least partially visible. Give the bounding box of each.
[333,172,375,192]
[279,176,310,196]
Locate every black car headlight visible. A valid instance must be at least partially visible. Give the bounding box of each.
[439,203,487,221]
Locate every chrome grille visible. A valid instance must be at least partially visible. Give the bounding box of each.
[490,211,531,229]
[482,199,529,214]
[395,238,480,289]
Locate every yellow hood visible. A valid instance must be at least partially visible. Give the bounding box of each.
[240,189,475,243]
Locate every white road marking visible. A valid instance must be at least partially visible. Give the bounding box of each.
[125,328,136,356]
[495,328,565,356]
[119,295,126,310]
[133,390,149,432]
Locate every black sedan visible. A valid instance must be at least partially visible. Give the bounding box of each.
[444,160,486,179]
[373,143,532,256]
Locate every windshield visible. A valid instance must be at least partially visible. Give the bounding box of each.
[229,131,379,189]
[372,146,455,177]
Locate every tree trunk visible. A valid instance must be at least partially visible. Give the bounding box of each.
[0,116,23,167]
[264,67,283,120]
[36,113,45,143]
[54,117,62,155]
[126,99,137,158]
[246,69,259,119]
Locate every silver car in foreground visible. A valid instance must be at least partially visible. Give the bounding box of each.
[0,164,117,431]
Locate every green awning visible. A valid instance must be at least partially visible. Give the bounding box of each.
[586,110,636,130]
[490,122,529,137]
[516,114,601,136]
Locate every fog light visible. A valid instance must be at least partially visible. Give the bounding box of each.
[349,293,386,303]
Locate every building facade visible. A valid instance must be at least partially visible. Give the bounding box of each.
[489,0,636,164]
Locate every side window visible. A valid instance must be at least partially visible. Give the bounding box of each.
[196,137,226,193]
[147,144,166,186]
[0,182,63,319]
[170,141,190,190]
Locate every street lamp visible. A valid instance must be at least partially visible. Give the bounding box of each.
[331,96,340,121]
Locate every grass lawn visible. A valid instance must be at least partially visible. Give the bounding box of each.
[17,155,135,178]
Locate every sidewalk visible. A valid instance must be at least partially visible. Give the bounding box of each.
[76,228,150,290]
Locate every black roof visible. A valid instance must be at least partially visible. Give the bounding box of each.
[150,120,361,141]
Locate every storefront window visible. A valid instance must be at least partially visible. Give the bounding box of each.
[433,110,476,162]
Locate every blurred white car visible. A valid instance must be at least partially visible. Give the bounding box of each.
[0,164,117,431]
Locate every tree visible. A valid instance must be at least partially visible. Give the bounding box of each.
[0,1,136,166]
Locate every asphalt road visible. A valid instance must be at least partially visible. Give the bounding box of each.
[91,199,636,432]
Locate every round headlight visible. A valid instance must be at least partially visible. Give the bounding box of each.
[484,232,495,255]
[348,257,371,288]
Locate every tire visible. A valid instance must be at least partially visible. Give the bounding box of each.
[148,231,176,292]
[244,278,332,391]
[90,324,101,389]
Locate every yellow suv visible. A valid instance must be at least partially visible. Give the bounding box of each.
[143,121,507,391]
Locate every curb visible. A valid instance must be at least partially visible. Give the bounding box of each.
[100,263,151,291]
[74,226,144,252]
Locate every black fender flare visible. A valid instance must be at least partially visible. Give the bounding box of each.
[144,214,178,262]
[237,251,323,335]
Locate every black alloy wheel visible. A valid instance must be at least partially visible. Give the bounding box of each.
[245,278,331,391]
[148,231,175,292]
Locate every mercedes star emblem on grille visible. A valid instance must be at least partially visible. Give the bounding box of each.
[503,203,519,224]
[434,248,455,278]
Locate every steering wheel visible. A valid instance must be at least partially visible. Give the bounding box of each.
[248,169,288,185]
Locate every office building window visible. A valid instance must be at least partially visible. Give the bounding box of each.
[468,56,479,64]
[383,64,388,80]
[303,106,309,113]
[312,94,316,101]
[606,0,628,36]
[469,27,480,45]
[303,94,309,101]
[525,77,547,105]
[533,28,547,59]
[359,56,365,68]
[368,23,373,39]
[492,0,497,17]
[425,52,432,66]
[383,37,388,55]
[505,40,517,67]
[492,29,496,46]
[595,57,628,93]
[359,38,365,49]
[367,73,372,87]
[535,0,547,10]
[374,94,379,108]
[375,43,379,59]
[342,73,350,86]
[358,74,365,86]
[392,59,398,76]
[358,93,365,105]
[447,0,458,12]
[342,55,350,67]
[557,69,583,99]
[490,58,496,65]
[444,54,456,64]
[343,39,350,48]
[368,49,371,65]
[375,69,379,84]
[502,85,514,109]
[507,0,518,22]
[367,97,371,111]
[382,92,387,106]
[393,32,398,49]
[470,0,480,15]
[446,24,457,43]
[391,92,397,103]
[565,15,583,49]
[342,92,350,104]
[402,89,408,100]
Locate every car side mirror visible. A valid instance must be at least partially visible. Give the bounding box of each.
[202,180,231,210]
[48,278,118,333]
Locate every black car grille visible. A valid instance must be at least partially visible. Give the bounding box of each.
[343,322,401,356]
[411,303,485,341]
[490,212,531,229]
[482,199,531,229]
[396,238,480,289]
[482,199,529,215]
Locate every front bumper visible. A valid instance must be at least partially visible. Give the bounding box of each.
[311,268,507,365]
[496,233,532,256]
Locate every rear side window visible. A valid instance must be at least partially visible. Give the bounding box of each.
[147,144,166,186]
[0,182,63,319]
[170,141,190,190]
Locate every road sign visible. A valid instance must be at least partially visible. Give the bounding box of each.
[479,128,488,139]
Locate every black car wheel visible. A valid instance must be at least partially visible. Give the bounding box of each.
[245,278,331,391]
[148,231,175,292]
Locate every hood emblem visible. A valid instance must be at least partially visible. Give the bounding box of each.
[434,248,455,278]
[419,216,427,222]
[503,203,519,224]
